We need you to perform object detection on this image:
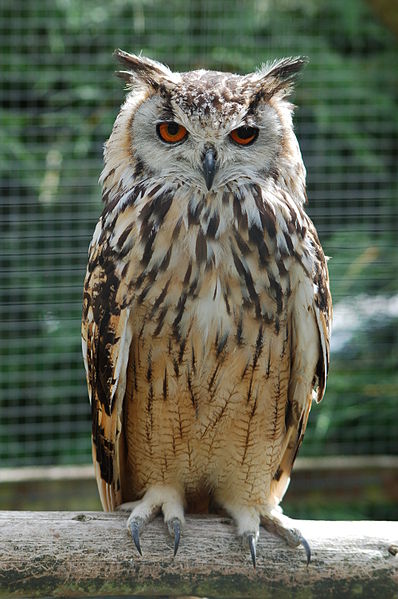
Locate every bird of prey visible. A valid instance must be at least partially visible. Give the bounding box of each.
[82,50,332,567]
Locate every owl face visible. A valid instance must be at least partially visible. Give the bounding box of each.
[109,51,307,194]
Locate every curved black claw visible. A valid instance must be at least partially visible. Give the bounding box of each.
[172,519,181,557]
[130,520,143,556]
[247,534,257,569]
[300,535,311,566]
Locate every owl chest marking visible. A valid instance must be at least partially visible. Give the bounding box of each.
[118,185,298,496]
[118,183,300,336]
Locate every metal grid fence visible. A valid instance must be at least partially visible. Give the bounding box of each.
[1,0,397,467]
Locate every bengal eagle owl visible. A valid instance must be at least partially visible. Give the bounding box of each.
[82,49,332,567]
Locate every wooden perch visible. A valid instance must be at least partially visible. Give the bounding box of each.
[0,511,397,598]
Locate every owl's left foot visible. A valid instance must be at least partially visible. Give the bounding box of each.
[222,501,311,567]
[260,507,311,565]
[119,485,185,557]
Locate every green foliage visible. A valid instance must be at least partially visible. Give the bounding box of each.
[1,0,397,466]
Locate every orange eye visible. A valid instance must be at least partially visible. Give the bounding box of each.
[229,126,259,146]
[157,122,188,144]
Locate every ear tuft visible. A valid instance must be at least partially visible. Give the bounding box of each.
[264,56,309,82]
[255,56,308,100]
[113,49,173,89]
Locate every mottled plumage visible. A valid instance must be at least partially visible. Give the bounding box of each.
[82,50,332,564]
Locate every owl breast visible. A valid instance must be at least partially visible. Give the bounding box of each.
[108,181,305,506]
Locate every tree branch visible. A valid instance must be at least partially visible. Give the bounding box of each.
[0,511,397,598]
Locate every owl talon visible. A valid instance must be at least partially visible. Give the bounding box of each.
[300,535,311,566]
[168,517,182,556]
[247,533,257,568]
[129,519,143,556]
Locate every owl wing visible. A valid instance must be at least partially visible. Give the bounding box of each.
[271,231,332,505]
[82,219,132,511]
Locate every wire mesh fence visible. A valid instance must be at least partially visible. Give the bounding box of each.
[1,0,397,467]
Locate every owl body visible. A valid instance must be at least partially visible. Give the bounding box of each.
[82,52,331,559]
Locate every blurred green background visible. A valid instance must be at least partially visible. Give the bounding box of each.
[1,0,397,517]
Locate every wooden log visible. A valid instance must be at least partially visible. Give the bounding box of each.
[0,511,397,598]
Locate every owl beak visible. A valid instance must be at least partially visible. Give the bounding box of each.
[202,148,217,190]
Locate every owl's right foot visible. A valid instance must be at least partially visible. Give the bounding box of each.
[119,485,185,557]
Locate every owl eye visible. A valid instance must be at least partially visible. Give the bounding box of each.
[229,126,259,146]
[157,122,188,144]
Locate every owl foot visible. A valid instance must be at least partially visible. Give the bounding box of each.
[124,485,185,557]
[260,507,311,565]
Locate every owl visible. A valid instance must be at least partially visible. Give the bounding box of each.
[82,49,331,567]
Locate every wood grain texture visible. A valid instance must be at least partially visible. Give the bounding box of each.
[0,511,397,598]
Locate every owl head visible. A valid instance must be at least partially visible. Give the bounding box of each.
[102,50,307,196]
